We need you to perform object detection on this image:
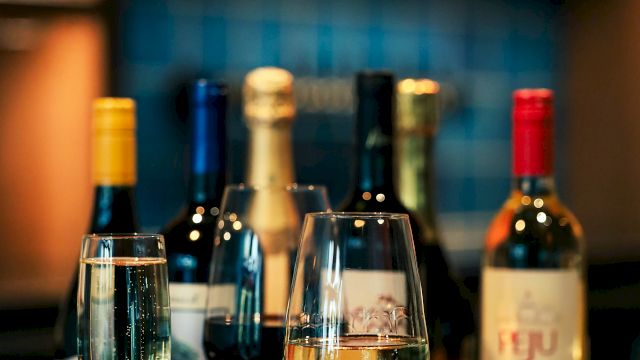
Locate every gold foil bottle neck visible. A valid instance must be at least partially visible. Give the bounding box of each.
[93,97,136,130]
[396,78,440,134]
[92,97,137,186]
[243,67,295,123]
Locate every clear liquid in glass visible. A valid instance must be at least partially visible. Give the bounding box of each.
[78,257,171,359]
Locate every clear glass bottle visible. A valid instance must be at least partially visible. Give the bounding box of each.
[481,89,586,360]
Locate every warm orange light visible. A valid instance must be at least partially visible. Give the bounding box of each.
[0,15,105,305]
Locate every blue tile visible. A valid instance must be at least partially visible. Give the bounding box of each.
[508,37,555,73]
[203,17,228,70]
[473,178,510,211]
[261,21,281,65]
[121,1,173,65]
[280,0,317,24]
[469,108,510,140]
[331,27,368,75]
[467,0,512,38]
[367,26,384,68]
[381,30,421,75]
[279,23,318,73]
[425,33,466,72]
[424,0,469,36]
[467,37,510,71]
[317,24,333,74]
[224,20,264,71]
[435,177,477,213]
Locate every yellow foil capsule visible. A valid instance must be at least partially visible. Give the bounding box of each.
[92,97,137,186]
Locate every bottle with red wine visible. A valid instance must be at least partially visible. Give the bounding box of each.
[481,89,586,360]
[203,67,298,359]
[55,98,139,359]
[161,80,227,360]
[338,71,475,360]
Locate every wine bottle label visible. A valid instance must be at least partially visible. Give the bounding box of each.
[169,283,208,360]
[204,283,237,316]
[334,270,408,335]
[481,267,584,360]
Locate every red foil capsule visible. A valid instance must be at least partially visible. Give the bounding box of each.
[512,88,554,176]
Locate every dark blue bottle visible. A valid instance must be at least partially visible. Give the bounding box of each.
[161,80,228,360]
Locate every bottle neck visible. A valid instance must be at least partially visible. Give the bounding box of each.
[246,122,295,187]
[188,102,226,204]
[189,173,225,205]
[512,175,556,196]
[395,132,437,230]
[354,116,395,193]
[90,185,138,233]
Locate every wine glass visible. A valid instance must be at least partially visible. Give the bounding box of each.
[203,184,331,360]
[77,234,171,359]
[284,212,429,359]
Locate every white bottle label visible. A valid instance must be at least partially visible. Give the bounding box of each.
[481,268,584,360]
[339,270,408,335]
[169,282,208,360]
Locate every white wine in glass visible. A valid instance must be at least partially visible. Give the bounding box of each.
[284,212,430,360]
[77,234,171,360]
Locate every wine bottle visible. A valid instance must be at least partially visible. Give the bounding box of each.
[481,89,586,360]
[161,80,227,360]
[55,98,139,359]
[395,78,477,359]
[243,67,299,319]
[339,72,474,360]
[203,66,298,359]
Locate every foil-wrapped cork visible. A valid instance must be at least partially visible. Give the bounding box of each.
[396,78,440,134]
[243,67,295,123]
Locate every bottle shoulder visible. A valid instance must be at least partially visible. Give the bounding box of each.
[485,191,585,268]
[339,189,408,213]
[487,192,583,236]
[161,204,217,250]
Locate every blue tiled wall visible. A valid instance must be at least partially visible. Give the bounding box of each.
[117,0,562,269]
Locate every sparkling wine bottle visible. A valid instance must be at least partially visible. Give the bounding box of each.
[160,80,227,360]
[55,98,139,359]
[481,89,586,360]
[338,71,475,360]
[203,67,298,360]
[395,78,476,359]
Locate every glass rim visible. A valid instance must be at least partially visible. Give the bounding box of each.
[224,183,327,192]
[305,211,410,220]
[83,233,163,241]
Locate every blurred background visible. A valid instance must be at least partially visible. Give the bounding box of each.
[1,0,638,358]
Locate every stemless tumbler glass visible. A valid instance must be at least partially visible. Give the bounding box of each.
[284,212,429,359]
[77,234,171,359]
[204,184,330,360]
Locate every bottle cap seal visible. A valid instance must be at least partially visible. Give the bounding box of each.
[93,97,137,185]
[512,88,554,176]
[93,98,136,130]
[243,67,295,123]
[396,78,440,134]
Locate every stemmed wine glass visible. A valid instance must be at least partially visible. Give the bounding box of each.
[203,184,331,360]
[77,234,171,359]
[284,212,429,359]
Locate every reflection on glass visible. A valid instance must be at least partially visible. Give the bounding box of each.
[203,184,330,360]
